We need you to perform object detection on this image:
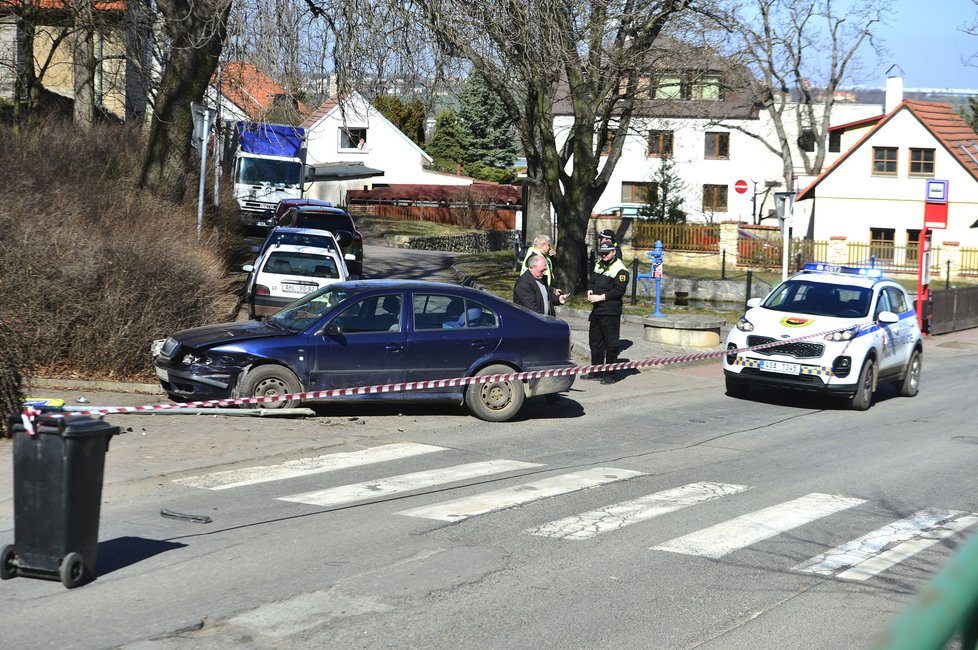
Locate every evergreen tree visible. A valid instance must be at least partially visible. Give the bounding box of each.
[426,110,470,174]
[456,72,519,174]
[645,157,688,224]
[963,96,978,134]
[373,95,428,147]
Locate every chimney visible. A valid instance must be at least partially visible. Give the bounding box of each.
[885,64,905,114]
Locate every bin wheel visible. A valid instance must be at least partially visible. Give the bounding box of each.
[60,552,89,589]
[0,544,17,580]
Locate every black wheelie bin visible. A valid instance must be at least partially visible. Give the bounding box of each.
[1,412,120,588]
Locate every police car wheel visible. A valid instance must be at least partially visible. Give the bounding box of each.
[848,357,876,411]
[725,377,749,398]
[899,350,921,398]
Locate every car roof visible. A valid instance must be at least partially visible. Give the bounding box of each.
[787,269,891,290]
[268,227,340,239]
[263,243,343,257]
[291,206,351,216]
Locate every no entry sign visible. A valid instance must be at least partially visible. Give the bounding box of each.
[734,179,748,194]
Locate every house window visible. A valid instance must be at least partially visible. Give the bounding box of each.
[600,129,616,155]
[654,75,684,100]
[648,130,674,157]
[906,229,921,263]
[872,146,897,175]
[339,127,367,149]
[691,74,721,101]
[909,148,935,176]
[622,181,655,204]
[870,227,895,261]
[828,131,841,153]
[705,132,730,160]
[703,184,728,212]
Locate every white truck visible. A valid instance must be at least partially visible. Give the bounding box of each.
[233,122,306,229]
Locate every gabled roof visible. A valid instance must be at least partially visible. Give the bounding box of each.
[828,114,883,133]
[798,99,978,200]
[301,92,433,163]
[215,62,307,121]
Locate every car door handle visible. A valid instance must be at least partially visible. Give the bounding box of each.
[470,340,487,349]
[385,344,403,352]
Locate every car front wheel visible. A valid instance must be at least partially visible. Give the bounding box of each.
[465,364,525,422]
[848,357,876,411]
[239,365,302,409]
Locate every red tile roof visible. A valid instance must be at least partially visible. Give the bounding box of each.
[300,97,340,129]
[215,62,308,121]
[0,0,123,10]
[798,100,978,200]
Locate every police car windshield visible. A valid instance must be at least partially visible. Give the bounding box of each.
[762,280,872,318]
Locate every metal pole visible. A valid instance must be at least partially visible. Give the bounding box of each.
[630,257,638,306]
[744,269,753,310]
[721,250,726,280]
[946,260,951,290]
[213,64,221,208]
[196,108,210,241]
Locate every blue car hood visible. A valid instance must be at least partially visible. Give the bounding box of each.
[173,320,286,349]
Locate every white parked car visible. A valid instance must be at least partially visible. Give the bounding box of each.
[243,242,348,318]
[723,263,922,410]
[594,203,650,219]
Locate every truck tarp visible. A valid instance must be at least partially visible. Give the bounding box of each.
[236,122,305,157]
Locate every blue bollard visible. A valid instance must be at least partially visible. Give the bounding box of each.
[650,240,665,318]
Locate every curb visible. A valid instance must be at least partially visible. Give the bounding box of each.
[29,377,165,395]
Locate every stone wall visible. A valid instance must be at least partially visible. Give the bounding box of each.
[392,230,518,253]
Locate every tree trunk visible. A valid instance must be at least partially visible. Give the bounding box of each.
[139,0,231,201]
[12,0,38,131]
[72,0,95,126]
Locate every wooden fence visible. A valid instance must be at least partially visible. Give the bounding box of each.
[961,248,978,274]
[631,222,720,251]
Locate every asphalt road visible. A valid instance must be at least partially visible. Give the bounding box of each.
[2,328,977,649]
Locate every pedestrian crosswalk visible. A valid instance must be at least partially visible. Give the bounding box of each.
[175,444,978,582]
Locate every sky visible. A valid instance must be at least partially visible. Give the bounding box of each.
[870,0,978,90]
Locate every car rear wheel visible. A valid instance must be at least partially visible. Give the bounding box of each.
[239,365,301,409]
[899,349,921,397]
[848,357,876,411]
[465,364,525,422]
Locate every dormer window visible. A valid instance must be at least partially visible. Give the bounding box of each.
[653,73,722,101]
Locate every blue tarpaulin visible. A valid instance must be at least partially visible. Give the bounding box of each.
[236,122,305,157]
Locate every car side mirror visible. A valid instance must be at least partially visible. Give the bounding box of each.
[335,230,353,246]
[344,253,356,261]
[746,298,762,308]
[877,311,898,324]
[320,321,342,337]
[242,264,254,273]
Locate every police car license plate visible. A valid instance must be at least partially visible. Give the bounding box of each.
[282,283,314,294]
[761,360,800,375]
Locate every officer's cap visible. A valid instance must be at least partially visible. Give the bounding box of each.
[598,242,617,254]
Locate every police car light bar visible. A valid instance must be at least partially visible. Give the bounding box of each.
[802,263,883,278]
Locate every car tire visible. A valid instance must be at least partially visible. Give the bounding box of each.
[725,377,750,398]
[239,365,302,409]
[848,357,876,411]
[899,349,921,398]
[465,364,525,422]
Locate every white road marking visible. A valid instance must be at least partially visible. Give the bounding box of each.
[277,459,543,507]
[652,492,866,559]
[397,467,646,522]
[793,508,978,581]
[528,481,751,540]
[174,443,448,490]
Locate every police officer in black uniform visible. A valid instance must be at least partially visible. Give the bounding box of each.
[585,241,630,384]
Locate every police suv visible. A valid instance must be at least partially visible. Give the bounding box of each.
[723,264,922,410]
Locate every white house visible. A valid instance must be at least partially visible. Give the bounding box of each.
[796,79,978,261]
[300,92,471,205]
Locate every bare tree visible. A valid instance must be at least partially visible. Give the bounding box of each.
[722,0,890,191]
[139,0,233,200]
[312,0,695,288]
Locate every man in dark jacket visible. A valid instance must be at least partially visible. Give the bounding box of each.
[585,241,629,384]
[514,255,566,316]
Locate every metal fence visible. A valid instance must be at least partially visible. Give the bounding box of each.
[631,222,721,251]
[961,247,978,274]
[736,237,829,269]
[846,242,940,272]
[929,285,978,335]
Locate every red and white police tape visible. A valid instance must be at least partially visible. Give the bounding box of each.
[19,321,869,430]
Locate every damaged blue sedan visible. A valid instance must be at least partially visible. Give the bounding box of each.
[151,280,576,421]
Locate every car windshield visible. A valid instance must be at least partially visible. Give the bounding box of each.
[295,212,353,232]
[236,158,302,187]
[266,285,358,332]
[262,252,340,278]
[762,279,872,318]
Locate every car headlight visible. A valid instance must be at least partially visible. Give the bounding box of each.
[825,327,858,342]
[736,316,754,332]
